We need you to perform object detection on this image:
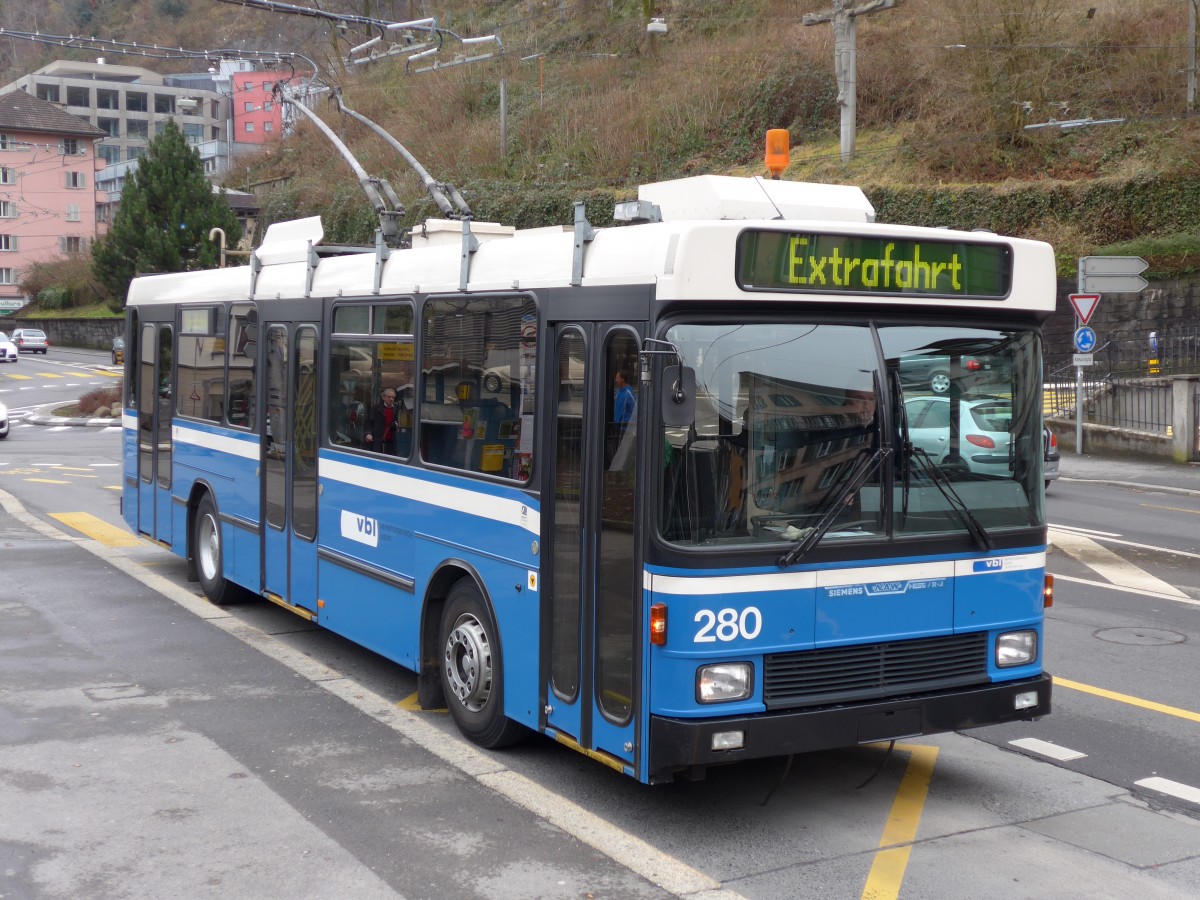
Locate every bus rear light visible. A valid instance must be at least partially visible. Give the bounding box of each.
[649,603,667,646]
[1043,574,1054,608]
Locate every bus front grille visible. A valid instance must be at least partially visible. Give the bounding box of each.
[763,632,990,710]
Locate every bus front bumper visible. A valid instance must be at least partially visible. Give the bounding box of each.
[648,673,1052,779]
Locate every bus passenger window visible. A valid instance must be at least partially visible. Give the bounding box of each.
[420,295,536,481]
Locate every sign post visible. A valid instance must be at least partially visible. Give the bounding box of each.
[1070,257,1148,454]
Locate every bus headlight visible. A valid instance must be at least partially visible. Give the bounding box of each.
[996,630,1037,667]
[697,663,753,703]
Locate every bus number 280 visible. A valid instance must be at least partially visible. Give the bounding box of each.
[693,607,763,643]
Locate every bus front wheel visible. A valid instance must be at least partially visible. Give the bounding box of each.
[439,580,526,749]
[194,494,242,606]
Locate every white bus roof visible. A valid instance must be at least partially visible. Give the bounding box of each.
[125,175,1056,314]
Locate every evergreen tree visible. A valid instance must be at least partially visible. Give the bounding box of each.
[93,119,241,305]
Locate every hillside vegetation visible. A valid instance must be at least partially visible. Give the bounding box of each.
[5,0,1199,274]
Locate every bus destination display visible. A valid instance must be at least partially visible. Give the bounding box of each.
[737,231,1013,299]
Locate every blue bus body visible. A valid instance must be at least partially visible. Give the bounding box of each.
[121,176,1054,783]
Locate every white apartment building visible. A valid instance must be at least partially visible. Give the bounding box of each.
[0,59,231,176]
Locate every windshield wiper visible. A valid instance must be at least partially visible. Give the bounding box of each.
[907,446,994,550]
[777,447,892,568]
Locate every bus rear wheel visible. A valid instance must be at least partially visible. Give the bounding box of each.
[194,494,243,605]
[439,580,526,749]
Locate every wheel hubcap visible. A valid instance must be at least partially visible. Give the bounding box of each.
[197,513,219,581]
[444,613,493,712]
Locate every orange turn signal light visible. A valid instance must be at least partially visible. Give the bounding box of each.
[1043,574,1054,608]
[650,603,667,646]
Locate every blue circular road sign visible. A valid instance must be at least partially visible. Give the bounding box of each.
[1074,326,1097,353]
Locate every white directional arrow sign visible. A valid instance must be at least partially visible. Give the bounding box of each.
[1079,255,1148,293]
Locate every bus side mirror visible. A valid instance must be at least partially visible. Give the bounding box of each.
[661,365,695,427]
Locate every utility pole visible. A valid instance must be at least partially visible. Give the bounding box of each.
[1189,0,1198,114]
[803,0,897,163]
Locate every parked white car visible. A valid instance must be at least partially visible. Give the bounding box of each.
[0,399,9,438]
[0,331,18,363]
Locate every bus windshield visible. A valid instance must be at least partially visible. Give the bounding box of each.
[658,322,1044,548]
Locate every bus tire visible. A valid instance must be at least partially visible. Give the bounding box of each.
[194,493,242,606]
[439,580,526,749]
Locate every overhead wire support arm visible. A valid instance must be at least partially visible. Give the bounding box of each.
[281,97,404,247]
[333,92,469,219]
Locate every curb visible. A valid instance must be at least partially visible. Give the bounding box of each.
[22,402,122,428]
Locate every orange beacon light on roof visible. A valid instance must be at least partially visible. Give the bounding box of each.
[765,129,790,179]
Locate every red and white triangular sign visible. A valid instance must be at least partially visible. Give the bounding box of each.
[1068,293,1100,325]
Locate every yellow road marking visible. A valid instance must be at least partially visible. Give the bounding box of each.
[40,373,63,378]
[51,466,94,472]
[1140,503,1200,517]
[25,478,70,484]
[861,744,938,900]
[49,512,141,547]
[1053,676,1200,724]
[3,373,32,380]
[396,691,447,713]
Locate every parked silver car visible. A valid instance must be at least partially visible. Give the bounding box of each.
[11,328,49,354]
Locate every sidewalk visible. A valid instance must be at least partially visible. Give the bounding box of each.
[1060,451,1200,496]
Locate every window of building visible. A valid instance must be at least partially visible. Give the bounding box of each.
[244,102,254,112]
[0,201,16,218]
[36,84,59,103]
[65,204,80,223]
[263,81,273,91]
[264,122,274,133]
[154,95,175,114]
[0,235,15,251]
[67,86,90,106]
[60,236,87,253]
[97,89,119,109]
[97,118,119,137]
[59,138,79,155]
[0,268,17,285]
[183,124,204,143]
[127,120,148,139]
[65,171,86,189]
[264,100,273,111]
[126,92,148,112]
[98,145,121,164]
[244,122,255,133]
[0,134,11,150]
[243,81,254,91]
[127,147,144,161]
[0,167,14,185]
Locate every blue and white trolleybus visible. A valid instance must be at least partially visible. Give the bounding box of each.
[121,172,1054,783]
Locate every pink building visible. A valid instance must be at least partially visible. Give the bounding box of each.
[0,90,104,305]
[230,69,289,145]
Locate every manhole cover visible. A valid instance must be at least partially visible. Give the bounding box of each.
[1094,627,1186,646]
